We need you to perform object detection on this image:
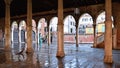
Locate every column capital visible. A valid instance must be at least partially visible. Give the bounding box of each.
[92,23,96,27]
[4,0,12,5]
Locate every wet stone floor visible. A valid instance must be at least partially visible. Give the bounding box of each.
[0,42,120,68]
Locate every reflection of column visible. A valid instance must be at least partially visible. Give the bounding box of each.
[26,53,33,68]
[26,0,33,53]
[57,57,64,68]
[4,0,12,51]
[104,0,113,63]
[56,0,65,57]
[93,23,97,47]
[5,52,11,64]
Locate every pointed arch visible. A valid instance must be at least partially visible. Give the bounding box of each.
[49,17,58,32]
[19,20,26,43]
[19,20,26,30]
[64,15,76,34]
[37,18,47,43]
[96,11,114,34]
[38,18,47,36]
[78,13,94,43]
[32,19,37,42]
[78,13,93,34]
[11,21,18,43]
[49,17,58,43]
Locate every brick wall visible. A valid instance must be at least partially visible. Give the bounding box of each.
[64,34,94,43]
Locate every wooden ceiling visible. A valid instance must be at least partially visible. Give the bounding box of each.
[0,0,119,18]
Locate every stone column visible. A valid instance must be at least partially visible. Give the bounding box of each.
[48,23,51,45]
[104,0,113,63]
[93,23,97,47]
[56,0,65,57]
[76,22,79,50]
[74,8,80,50]
[113,3,120,49]
[26,0,33,53]
[4,0,12,51]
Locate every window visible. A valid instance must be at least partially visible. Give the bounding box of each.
[70,28,73,33]
[71,22,72,25]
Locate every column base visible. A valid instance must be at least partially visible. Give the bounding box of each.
[76,44,79,47]
[26,48,33,53]
[48,43,50,46]
[56,51,65,57]
[92,43,97,48]
[76,46,79,51]
[91,45,96,48]
[104,55,113,63]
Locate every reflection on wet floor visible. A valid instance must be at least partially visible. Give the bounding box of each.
[0,42,120,68]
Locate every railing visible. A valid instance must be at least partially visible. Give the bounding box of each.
[97,33,104,45]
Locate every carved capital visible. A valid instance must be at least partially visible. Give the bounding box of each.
[92,23,96,27]
[4,0,12,6]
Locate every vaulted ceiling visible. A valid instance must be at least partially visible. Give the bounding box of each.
[0,0,120,18]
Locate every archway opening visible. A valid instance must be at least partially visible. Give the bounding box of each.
[49,17,58,44]
[78,13,94,44]
[37,18,47,44]
[11,21,18,43]
[96,11,114,46]
[19,20,26,43]
[96,11,114,36]
[64,15,76,43]
[32,19,37,43]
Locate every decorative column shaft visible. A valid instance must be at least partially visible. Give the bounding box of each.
[74,8,80,49]
[76,23,79,49]
[26,0,33,53]
[4,0,12,51]
[48,23,51,45]
[93,23,97,47]
[56,0,65,57]
[104,0,113,63]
